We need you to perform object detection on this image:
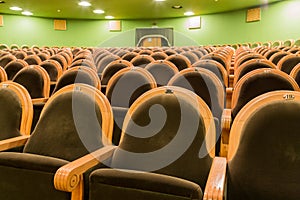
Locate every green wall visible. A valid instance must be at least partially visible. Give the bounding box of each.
[0,0,299,47]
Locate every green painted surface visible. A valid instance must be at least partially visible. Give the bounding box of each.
[0,0,299,47]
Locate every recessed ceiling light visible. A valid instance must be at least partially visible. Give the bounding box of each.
[10,6,22,11]
[172,5,182,9]
[155,0,166,2]
[184,11,195,16]
[105,16,114,19]
[93,9,105,14]
[0,1,5,3]
[78,1,91,7]
[22,11,33,16]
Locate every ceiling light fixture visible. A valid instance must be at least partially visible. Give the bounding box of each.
[184,11,195,16]
[155,0,166,2]
[0,1,5,3]
[22,11,33,16]
[105,16,114,19]
[10,6,23,11]
[93,9,105,14]
[172,5,182,9]
[78,1,91,7]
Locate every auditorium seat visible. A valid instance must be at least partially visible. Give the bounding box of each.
[24,55,42,65]
[290,63,300,87]
[0,67,7,82]
[121,51,138,62]
[233,59,277,86]
[213,91,300,200]
[221,68,299,156]
[269,51,290,65]
[150,51,168,60]
[68,59,97,71]
[165,54,192,71]
[234,53,265,70]
[192,59,228,87]
[130,54,155,68]
[40,60,63,93]
[86,86,225,200]
[145,60,178,87]
[12,65,51,131]
[0,54,17,68]
[168,68,225,155]
[0,83,113,200]
[97,54,120,76]
[277,54,300,74]
[0,81,33,150]
[52,66,101,94]
[4,59,28,80]
[101,60,133,93]
[106,67,156,145]
[201,53,230,72]
[49,54,69,71]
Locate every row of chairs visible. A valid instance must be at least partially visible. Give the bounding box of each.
[1,80,300,199]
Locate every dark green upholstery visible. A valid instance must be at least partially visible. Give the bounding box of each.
[0,89,105,200]
[52,70,94,94]
[0,88,22,140]
[232,73,295,119]
[12,67,45,99]
[228,102,300,200]
[89,88,213,200]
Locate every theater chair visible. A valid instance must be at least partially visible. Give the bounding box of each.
[130,54,155,68]
[277,54,300,74]
[106,67,157,145]
[12,65,51,131]
[211,91,300,200]
[40,60,63,93]
[145,60,179,87]
[221,68,299,156]
[0,84,113,200]
[290,63,300,87]
[165,54,192,71]
[52,66,101,94]
[24,54,42,65]
[101,60,133,93]
[168,68,225,155]
[4,59,29,80]
[0,66,8,82]
[0,54,16,68]
[0,81,33,151]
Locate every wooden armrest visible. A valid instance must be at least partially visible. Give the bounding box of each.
[225,88,233,109]
[203,157,227,200]
[220,109,232,157]
[0,135,30,151]
[32,97,48,104]
[54,145,117,192]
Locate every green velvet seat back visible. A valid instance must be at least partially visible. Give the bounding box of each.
[111,91,213,189]
[232,73,295,119]
[24,90,104,161]
[228,102,300,200]
[0,88,22,140]
[53,70,94,94]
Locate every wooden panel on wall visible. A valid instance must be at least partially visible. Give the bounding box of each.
[109,20,121,31]
[0,15,3,27]
[54,19,67,30]
[247,8,261,22]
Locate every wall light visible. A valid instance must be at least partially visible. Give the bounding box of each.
[78,1,91,7]
[22,11,33,16]
[10,6,22,11]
